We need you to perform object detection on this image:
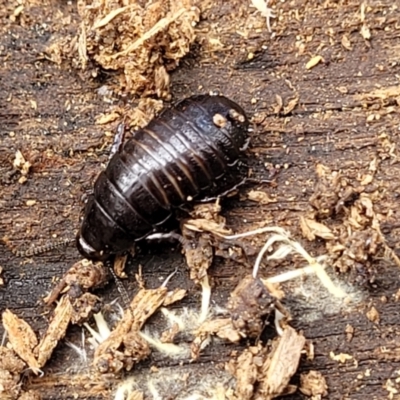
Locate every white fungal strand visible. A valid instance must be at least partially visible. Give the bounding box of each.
[220,226,346,298]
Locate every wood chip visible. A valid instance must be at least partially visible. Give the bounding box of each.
[162,288,187,306]
[299,370,328,397]
[283,96,299,115]
[306,55,323,70]
[0,346,25,399]
[183,218,232,236]
[300,216,335,241]
[2,310,40,372]
[192,318,242,359]
[45,259,108,304]
[227,327,306,400]
[366,306,380,323]
[226,275,275,338]
[329,351,353,363]
[35,296,73,368]
[95,112,120,125]
[94,287,168,373]
[254,327,306,399]
[13,150,31,177]
[248,190,276,204]
[341,34,352,50]
[360,24,371,40]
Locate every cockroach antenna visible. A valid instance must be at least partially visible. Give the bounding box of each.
[4,236,75,257]
[107,260,130,307]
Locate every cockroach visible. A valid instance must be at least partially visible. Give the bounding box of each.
[76,94,249,262]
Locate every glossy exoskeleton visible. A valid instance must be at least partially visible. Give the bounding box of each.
[76,94,249,261]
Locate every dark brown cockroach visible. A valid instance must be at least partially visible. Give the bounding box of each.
[76,94,249,261]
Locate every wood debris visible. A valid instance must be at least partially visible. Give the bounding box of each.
[17,391,41,400]
[182,201,249,282]
[77,0,200,97]
[70,292,102,324]
[309,164,345,219]
[12,150,31,184]
[2,310,40,373]
[95,112,120,125]
[0,346,26,400]
[283,96,299,115]
[35,297,73,368]
[192,274,278,359]
[162,288,187,306]
[45,259,109,305]
[307,163,397,284]
[300,217,335,241]
[299,370,328,399]
[126,98,164,129]
[160,323,180,344]
[191,318,241,359]
[182,203,225,281]
[329,352,353,363]
[341,34,352,50]
[247,190,276,204]
[227,326,306,400]
[306,55,323,70]
[226,275,275,338]
[2,289,102,377]
[366,306,380,324]
[325,194,386,284]
[181,227,214,282]
[2,297,76,374]
[93,286,169,373]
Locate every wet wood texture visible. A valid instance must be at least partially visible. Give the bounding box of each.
[1,0,400,399]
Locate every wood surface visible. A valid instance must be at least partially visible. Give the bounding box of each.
[1,0,400,399]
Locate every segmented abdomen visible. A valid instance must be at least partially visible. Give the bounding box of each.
[78,95,249,259]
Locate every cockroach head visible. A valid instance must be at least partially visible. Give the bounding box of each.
[76,233,111,262]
